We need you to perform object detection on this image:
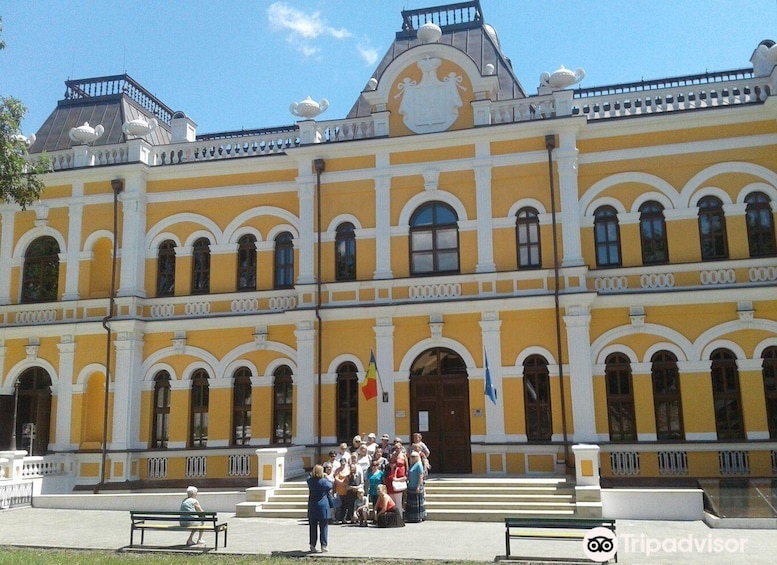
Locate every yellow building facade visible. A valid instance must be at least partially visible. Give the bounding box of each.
[1,2,776,488]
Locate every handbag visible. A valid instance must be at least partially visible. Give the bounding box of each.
[327,491,339,508]
[391,479,407,492]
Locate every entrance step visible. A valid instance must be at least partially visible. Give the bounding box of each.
[236,476,578,521]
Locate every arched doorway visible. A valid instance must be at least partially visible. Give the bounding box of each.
[410,347,471,473]
[16,367,53,455]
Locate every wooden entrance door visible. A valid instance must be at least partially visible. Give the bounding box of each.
[410,348,471,473]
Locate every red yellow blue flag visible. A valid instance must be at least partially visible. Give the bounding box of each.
[362,350,379,400]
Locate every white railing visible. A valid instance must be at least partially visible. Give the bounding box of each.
[749,266,777,282]
[147,457,168,479]
[490,94,557,124]
[228,454,252,477]
[185,455,207,478]
[184,301,211,316]
[719,450,750,475]
[13,309,58,325]
[0,481,33,509]
[594,276,628,292]
[409,282,462,300]
[640,272,675,289]
[21,456,66,477]
[700,269,736,285]
[657,451,688,476]
[316,117,377,142]
[152,133,299,165]
[610,451,640,476]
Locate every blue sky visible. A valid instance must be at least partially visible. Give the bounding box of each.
[2,1,777,136]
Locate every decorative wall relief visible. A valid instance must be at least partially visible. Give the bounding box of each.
[395,57,466,134]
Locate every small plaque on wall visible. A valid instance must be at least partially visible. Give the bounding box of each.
[396,410,406,418]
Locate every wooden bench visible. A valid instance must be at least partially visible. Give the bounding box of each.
[129,511,228,550]
[504,517,617,562]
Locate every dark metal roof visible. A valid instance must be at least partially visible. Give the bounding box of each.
[347,1,526,119]
[30,75,173,153]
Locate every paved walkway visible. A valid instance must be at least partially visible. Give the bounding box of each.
[0,507,776,564]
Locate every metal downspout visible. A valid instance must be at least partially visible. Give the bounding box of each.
[313,159,325,464]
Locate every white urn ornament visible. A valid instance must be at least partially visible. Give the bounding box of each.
[289,96,329,119]
[540,65,586,90]
[417,22,442,44]
[122,117,158,137]
[69,122,105,144]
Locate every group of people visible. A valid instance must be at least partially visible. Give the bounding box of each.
[306,432,430,553]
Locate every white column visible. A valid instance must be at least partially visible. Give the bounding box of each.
[294,320,316,445]
[52,336,77,451]
[296,178,315,285]
[373,317,395,436]
[480,312,505,440]
[556,132,584,267]
[474,162,496,273]
[110,325,145,451]
[62,199,84,300]
[373,162,393,280]
[0,207,16,304]
[117,174,148,297]
[563,306,597,442]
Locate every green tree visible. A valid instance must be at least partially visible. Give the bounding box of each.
[0,16,50,209]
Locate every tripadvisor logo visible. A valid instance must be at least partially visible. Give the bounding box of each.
[583,526,618,562]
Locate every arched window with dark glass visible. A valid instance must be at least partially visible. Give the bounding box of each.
[273,365,293,444]
[232,367,252,446]
[335,222,357,281]
[605,353,636,441]
[745,192,776,257]
[639,201,669,264]
[5,367,52,455]
[189,369,209,447]
[761,346,777,439]
[516,207,541,269]
[698,196,728,260]
[21,236,60,303]
[274,232,294,289]
[711,349,744,440]
[651,351,684,440]
[191,238,211,294]
[336,362,359,443]
[409,202,459,275]
[523,355,552,441]
[156,240,176,297]
[151,371,171,448]
[594,206,621,267]
[236,234,257,291]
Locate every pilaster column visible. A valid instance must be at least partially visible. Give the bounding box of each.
[117,174,148,297]
[0,207,16,304]
[373,317,395,435]
[563,306,597,442]
[556,132,584,267]
[62,200,84,300]
[110,325,145,451]
[52,336,77,451]
[297,177,315,285]
[480,312,505,440]
[294,320,316,445]
[373,160,393,279]
[474,151,496,273]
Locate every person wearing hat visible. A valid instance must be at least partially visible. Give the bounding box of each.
[405,450,426,523]
[379,433,392,459]
[352,486,369,526]
[365,432,378,457]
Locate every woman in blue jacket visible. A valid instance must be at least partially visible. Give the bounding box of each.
[307,464,333,552]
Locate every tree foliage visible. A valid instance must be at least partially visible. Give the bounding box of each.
[0,17,50,209]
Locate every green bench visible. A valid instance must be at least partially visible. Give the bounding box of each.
[129,510,228,550]
[504,517,617,562]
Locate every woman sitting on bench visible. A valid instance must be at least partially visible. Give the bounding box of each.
[180,486,205,546]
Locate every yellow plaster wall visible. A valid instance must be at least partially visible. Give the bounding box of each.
[680,372,715,434]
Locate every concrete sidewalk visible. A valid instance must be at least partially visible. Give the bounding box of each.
[0,507,776,564]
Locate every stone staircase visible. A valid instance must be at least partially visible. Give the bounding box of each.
[236,476,579,521]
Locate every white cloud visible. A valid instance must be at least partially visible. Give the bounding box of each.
[357,44,379,66]
[267,2,351,59]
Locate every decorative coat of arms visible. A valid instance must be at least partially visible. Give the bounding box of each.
[395,57,466,134]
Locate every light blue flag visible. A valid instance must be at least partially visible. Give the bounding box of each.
[484,349,497,404]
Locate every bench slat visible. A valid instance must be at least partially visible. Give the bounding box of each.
[129,510,228,551]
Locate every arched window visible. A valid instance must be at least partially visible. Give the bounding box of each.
[745,192,776,257]
[710,349,744,440]
[274,232,294,289]
[594,206,621,267]
[761,346,777,439]
[189,369,209,447]
[273,365,293,445]
[336,362,359,443]
[409,202,459,275]
[651,351,684,440]
[13,367,52,455]
[639,201,669,264]
[191,238,211,294]
[151,371,171,448]
[156,240,176,297]
[515,207,541,269]
[335,222,357,281]
[21,236,60,303]
[698,196,728,260]
[236,235,257,291]
[232,367,252,446]
[523,355,552,441]
[605,353,636,441]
